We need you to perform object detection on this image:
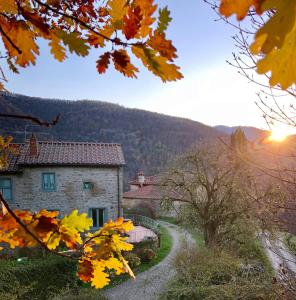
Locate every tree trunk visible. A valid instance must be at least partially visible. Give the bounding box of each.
[204,224,218,248]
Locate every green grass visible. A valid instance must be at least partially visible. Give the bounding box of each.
[159,217,205,248]
[158,216,179,225]
[284,233,296,256]
[185,227,205,248]
[105,224,173,288]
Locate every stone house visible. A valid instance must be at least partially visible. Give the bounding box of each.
[0,135,125,228]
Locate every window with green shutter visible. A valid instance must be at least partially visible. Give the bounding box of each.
[0,178,12,201]
[42,173,56,192]
[88,208,108,228]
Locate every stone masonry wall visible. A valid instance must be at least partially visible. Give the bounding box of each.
[0,166,123,220]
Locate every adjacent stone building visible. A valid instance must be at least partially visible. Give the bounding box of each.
[123,172,181,217]
[0,135,125,228]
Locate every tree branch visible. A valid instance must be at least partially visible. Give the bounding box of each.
[0,113,60,127]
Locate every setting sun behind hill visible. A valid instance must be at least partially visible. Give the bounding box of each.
[268,128,289,142]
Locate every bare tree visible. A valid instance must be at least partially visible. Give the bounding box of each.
[163,141,273,247]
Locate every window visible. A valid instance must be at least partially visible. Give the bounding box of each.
[89,208,108,228]
[83,182,94,190]
[0,178,12,201]
[42,173,56,191]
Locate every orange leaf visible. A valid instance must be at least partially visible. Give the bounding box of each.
[148,31,177,62]
[96,52,111,74]
[219,0,264,20]
[123,6,143,40]
[112,50,139,78]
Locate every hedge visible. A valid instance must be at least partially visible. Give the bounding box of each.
[0,256,77,300]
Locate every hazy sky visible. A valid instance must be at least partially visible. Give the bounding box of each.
[1,0,269,129]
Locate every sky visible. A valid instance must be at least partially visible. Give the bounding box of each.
[0,0,275,129]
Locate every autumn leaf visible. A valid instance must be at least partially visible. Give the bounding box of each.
[91,262,110,288]
[157,6,172,34]
[112,50,139,78]
[108,0,128,21]
[61,210,92,232]
[148,31,177,62]
[96,52,111,74]
[134,0,157,38]
[219,0,264,20]
[250,0,296,89]
[20,7,50,35]
[87,25,114,48]
[0,0,18,14]
[49,35,67,62]
[57,31,90,57]
[0,19,39,67]
[132,45,183,82]
[123,6,143,40]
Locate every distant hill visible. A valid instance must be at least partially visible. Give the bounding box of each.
[215,125,269,141]
[0,92,225,189]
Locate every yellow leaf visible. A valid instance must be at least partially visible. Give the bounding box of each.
[134,0,157,38]
[104,257,125,275]
[219,0,263,21]
[250,0,296,88]
[132,45,183,82]
[0,19,39,67]
[112,234,133,251]
[61,210,92,232]
[108,0,128,21]
[256,30,296,89]
[47,232,61,250]
[0,0,18,14]
[91,262,110,288]
[49,35,67,62]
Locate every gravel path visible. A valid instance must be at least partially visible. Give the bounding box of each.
[104,222,195,300]
[262,235,296,274]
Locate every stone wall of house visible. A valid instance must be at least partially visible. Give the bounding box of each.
[0,166,123,220]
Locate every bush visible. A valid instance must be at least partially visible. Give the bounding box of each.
[0,256,77,300]
[133,236,158,253]
[50,288,107,300]
[123,252,141,268]
[137,248,155,263]
[285,233,296,256]
[125,203,156,219]
[161,245,277,300]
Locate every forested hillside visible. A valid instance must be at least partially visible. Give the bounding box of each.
[0,92,225,189]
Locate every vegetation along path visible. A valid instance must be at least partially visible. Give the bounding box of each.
[104,221,195,300]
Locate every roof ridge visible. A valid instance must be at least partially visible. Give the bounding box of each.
[32,141,122,146]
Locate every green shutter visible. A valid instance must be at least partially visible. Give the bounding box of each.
[103,208,109,224]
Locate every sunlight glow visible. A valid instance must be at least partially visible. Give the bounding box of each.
[268,128,288,142]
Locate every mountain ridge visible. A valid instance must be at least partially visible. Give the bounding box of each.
[0,92,226,189]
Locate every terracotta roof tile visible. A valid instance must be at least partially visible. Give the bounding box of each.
[123,185,181,200]
[129,175,160,186]
[0,141,125,173]
[18,141,125,166]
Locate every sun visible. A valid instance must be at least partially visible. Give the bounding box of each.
[268,128,288,142]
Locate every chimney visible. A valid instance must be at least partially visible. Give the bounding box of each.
[29,134,38,156]
[137,171,145,187]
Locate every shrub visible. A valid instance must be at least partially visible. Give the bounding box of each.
[50,287,107,300]
[137,248,155,262]
[161,245,277,300]
[0,256,77,300]
[123,252,141,268]
[133,237,158,253]
[285,233,296,256]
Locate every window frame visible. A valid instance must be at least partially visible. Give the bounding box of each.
[88,208,108,229]
[0,178,12,202]
[42,172,56,192]
[83,181,94,190]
